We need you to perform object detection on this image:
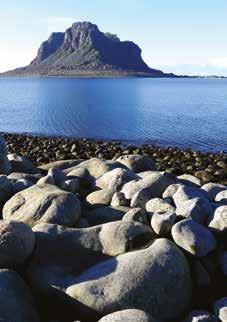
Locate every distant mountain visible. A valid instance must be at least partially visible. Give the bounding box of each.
[3,21,176,77]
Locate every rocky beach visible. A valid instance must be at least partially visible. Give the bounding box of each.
[0,132,226,322]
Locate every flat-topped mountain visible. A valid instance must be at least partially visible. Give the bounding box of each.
[3,21,176,77]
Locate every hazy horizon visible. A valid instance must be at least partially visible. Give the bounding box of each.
[1,0,227,76]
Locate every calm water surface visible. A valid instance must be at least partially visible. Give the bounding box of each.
[0,77,226,152]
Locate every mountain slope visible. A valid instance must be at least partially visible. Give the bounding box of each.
[3,22,176,77]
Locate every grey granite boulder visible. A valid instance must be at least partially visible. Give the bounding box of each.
[182,310,218,322]
[12,178,34,193]
[173,186,210,208]
[3,184,81,228]
[151,211,176,235]
[116,154,157,173]
[215,190,227,204]
[175,197,214,225]
[7,172,43,183]
[202,183,226,201]
[38,159,83,171]
[71,158,127,180]
[146,198,175,213]
[8,153,38,174]
[0,134,11,175]
[66,166,94,187]
[84,206,130,225]
[214,297,227,322]
[209,205,227,233]
[98,309,156,322]
[111,192,129,207]
[0,220,35,267]
[0,175,12,208]
[177,174,202,188]
[172,219,217,257]
[66,239,192,321]
[122,208,149,225]
[37,168,67,190]
[0,269,40,322]
[96,168,139,192]
[162,183,182,200]
[86,189,114,207]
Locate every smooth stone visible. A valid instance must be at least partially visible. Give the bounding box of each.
[96,168,139,192]
[0,269,40,322]
[7,172,43,183]
[76,217,89,228]
[145,198,175,213]
[111,192,129,207]
[173,186,210,208]
[38,159,83,171]
[84,206,130,226]
[3,184,81,228]
[0,175,12,207]
[0,134,11,174]
[215,190,227,204]
[191,260,211,287]
[162,183,182,200]
[12,179,34,193]
[178,174,202,188]
[65,178,79,194]
[0,220,35,267]
[66,239,192,322]
[47,168,67,189]
[209,205,227,233]
[98,309,156,322]
[176,197,214,225]
[124,172,176,208]
[7,153,38,174]
[66,167,93,187]
[86,190,114,207]
[214,297,227,322]
[151,212,176,235]
[202,183,226,201]
[182,310,218,322]
[116,154,157,173]
[122,208,149,225]
[71,158,127,180]
[172,219,217,257]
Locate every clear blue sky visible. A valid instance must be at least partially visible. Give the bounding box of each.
[1,0,227,75]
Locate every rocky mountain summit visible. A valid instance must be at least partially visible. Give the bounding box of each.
[4,22,175,77]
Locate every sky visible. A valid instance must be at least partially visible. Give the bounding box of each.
[0,0,227,75]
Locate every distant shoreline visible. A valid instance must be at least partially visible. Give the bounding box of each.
[3,132,226,185]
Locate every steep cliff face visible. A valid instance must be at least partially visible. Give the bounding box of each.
[4,22,175,77]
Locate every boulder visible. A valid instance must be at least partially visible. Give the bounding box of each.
[111,192,129,207]
[7,153,38,174]
[215,190,227,205]
[116,154,157,173]
[86,189,114,207]
[172,219,217,257]
[3,184,81,228]
[0,134,11,174]
[173,186,210,208]
[220,251,227,275]
[0,269,40,322]
[71,158,127,180]
[145,198,175,213]
[182,310,218,322]
[177,174,202,188]
[208,205,227,233]
[38,159,83,171]
[0,220,35,267]
[122,208,149,225]
[66,239,192,321]
[12,179,34,193]
[66,167,94,187]
[175,197,214,225]
[191,260,211,287]
[84,206,129,225]
[65,178,79,193]
[214,297,227,322]
[96,168,139,192]
[0,175,12,208]
[162,183,182,200]
[98,309,156,322]
[151,212,176,236]
[202,183,226,201]
[7,172,43,183]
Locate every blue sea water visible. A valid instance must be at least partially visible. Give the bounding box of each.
[0,77,226,152]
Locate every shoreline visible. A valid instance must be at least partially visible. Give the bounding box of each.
[3,132,226,185]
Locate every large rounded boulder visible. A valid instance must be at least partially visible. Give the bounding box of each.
[67,238,192,321]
